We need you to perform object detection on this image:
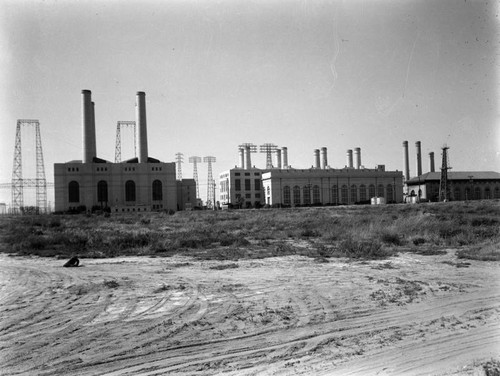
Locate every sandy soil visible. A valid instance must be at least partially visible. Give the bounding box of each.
[0,250,499,376]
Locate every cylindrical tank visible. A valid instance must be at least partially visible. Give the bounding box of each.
[346,149,353,168]
[82,90,94,163]
[276,148,282,169]
[415,141,422,176]
[314,149,320,169]
[403,141,410,181]
[136,92,148,163]
[354,147,361,169]
[429,152,435,173]
[282,147,288,168]
[239,147,244,169]
[321,147,328,169]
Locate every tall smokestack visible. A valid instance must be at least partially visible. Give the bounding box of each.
[354,147,361,169]
[415,141,422,176]
[403,141,410,181]
[136,92,148,163]
[346,149,353,168]
[238,147,244,169]
[429,152,435,173]
[282,147,288,168]
[82,90,95,163]
[314,149,320,169]
[245,145,252,170]
[90,101,96,161]
[321,147,328,169]
[276,148,282,169]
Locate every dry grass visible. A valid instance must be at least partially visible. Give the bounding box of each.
[0,200,499,261]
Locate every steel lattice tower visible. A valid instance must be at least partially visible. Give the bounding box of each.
[11,120,47,213]
[114,121,136,163]
[439,145,451,202]
[189,156,202,199]
[204,156,216,208]
[175,152,184,180]
[259,143,278,169]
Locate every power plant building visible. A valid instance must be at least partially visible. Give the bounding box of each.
[219,146,404,207]
[54,90,196,213]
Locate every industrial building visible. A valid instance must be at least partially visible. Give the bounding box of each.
[219,145,404,207]
[54,90,196,213]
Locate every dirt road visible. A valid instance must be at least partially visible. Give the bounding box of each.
[0,250,499,375]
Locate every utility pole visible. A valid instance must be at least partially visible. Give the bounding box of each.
[175,152,184,181]
[189,156,202,199]
[12,120,47,213]
[204,156,216,209]
[114,121,136,163]
[259,143,278,169]
[439,145,451,202]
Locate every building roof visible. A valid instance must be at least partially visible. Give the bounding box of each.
[406,171,500,184]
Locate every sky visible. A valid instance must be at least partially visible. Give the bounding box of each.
[0,0,498,207]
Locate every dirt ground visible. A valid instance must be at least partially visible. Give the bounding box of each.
[0,249,499,376]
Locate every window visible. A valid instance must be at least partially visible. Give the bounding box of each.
[369,184,376,199]
[68,181,79,203]
[474,186,481,200]
[485,187,491,199]
[254,179,261,190]
[293,186,301,205]
[235,179,241,191]
[303,185,311,205]
[255,193,261,198]
[359,184,367,202]
[97,180,108,204]
[386,184,393,202]
[245,193,251,198]
[494,186,500,199]
[454,187,461,201]
[283,186,291,205]
[312,185,320,204]
[254,172,260,176]
[377,184,385,198]
[332,185,338,204]
[341,185,348,204]
[152,180,162,201]
[125,180,136,201]
[244,172,250,176]
[245,179,251,191]
[235,172,240,176]
[350,185,357,203]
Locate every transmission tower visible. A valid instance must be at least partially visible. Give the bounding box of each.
[175,153,184,181]
[238,143,257,169]
[11,119,47,213]
[260,143,278,169]
[114,121,136,163]
[189,156,202,198]
[439,145,452,202]
[204,156,216,209]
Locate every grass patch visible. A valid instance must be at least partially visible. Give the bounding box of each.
[457,242,500,261]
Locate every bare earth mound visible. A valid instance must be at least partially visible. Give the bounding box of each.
[0,249,499,375]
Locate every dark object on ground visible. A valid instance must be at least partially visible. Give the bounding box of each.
[63,256,80,267]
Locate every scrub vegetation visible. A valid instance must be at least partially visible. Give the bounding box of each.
[0,200,498,261]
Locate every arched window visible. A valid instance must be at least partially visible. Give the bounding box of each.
[454,187,461,201]
[377,184,385,198]
[303,185,311,205]
[368,184,376,199]
[312,185,320,204]
[97,180,108,204]
[359,184,367,202]
[283,186,291,205]
[386,184,393,202]
[474,186,481,200]
[125,180,136,202]
[332,185,338,204]
[152,180,162,201]
[465,187,472,200]
[341,185,348,204]
[293,186,301,205]
[350,185,357,203]
[68,181,79,203]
